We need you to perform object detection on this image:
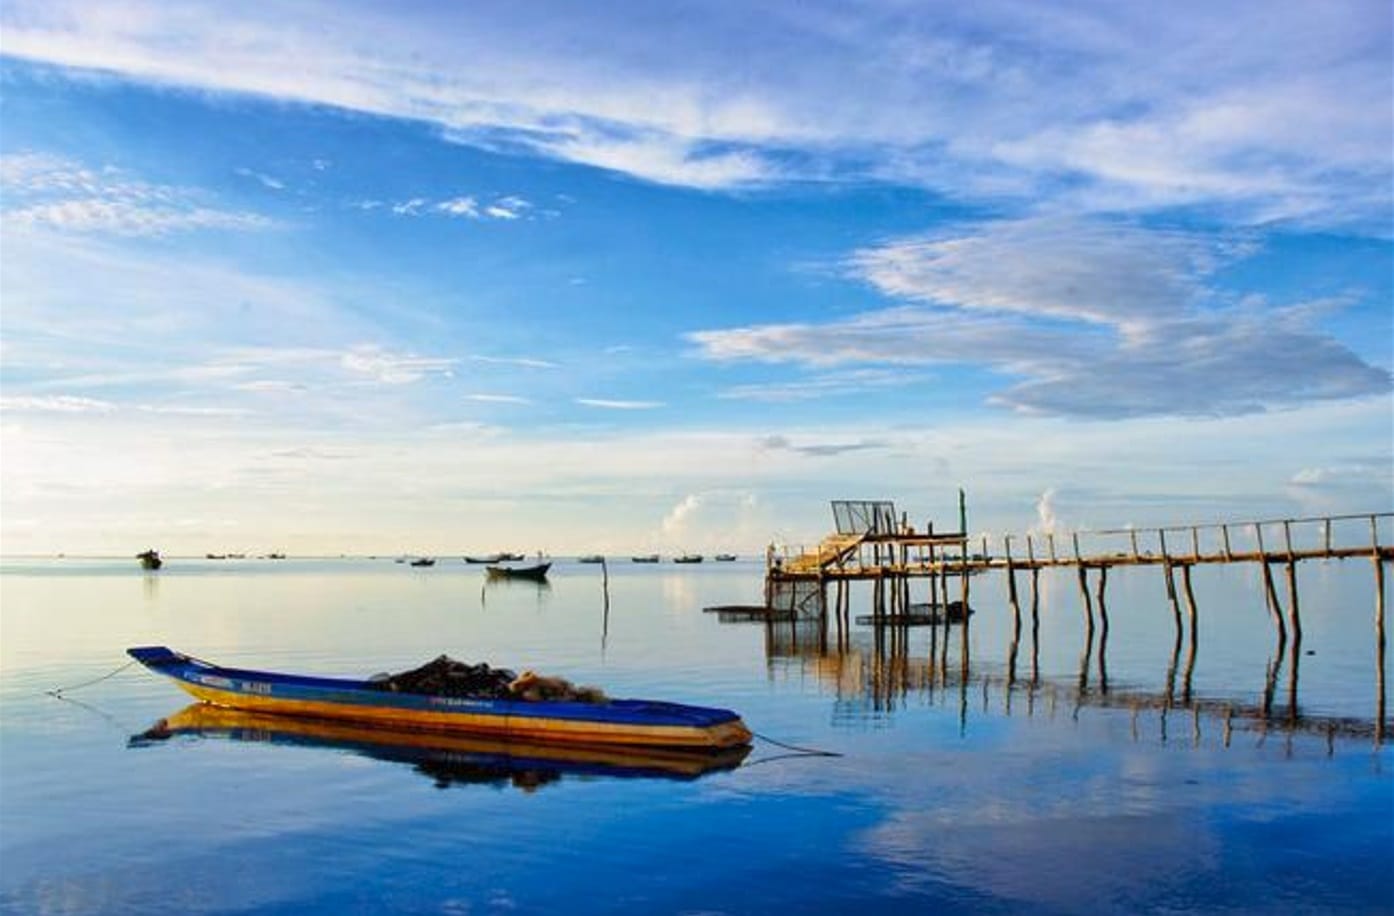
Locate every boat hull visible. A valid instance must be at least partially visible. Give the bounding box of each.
[127,647,751,749]
[137,704,750,781]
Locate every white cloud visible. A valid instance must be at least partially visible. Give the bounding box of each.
[465,393,532,404]
[1,1,1384,219]
[691,218,1391,418]
[339,346,457,384]
[234,167,285,190]
[720,368,929,402]
[470,355,559,370]
[575,398,664,410]
[1,152,271,236]
[1,395,118,413]
[436,196,479,218]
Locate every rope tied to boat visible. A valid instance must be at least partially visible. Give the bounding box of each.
[46,658,138,697]
[749,730,842,758]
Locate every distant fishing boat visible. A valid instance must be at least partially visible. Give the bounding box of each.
[486,562,550,581]
[410,557,436,567]
[137,550,162,570]
[631,554,660,563]
[577,555,605,564]
[127,646,751,749]
[714,554,737,562]
[673,554,704,564]
[205,553,227,560]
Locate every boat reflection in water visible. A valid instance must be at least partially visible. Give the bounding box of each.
[132,704,750,792]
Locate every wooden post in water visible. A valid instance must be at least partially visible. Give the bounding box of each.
[1160,529,1182,637]
[1005,536,1022,636]
[1285,561,1303,646]
[1373,515,1386,744]
[1029,568,1041,684]
[1180,563,1200,703]
[1095,565,1110,692]
[1076,565,1095,638]
[1255,523,1287,644]
[1074,533,1093,636]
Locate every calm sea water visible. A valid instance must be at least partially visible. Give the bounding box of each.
[1,557,1390,914]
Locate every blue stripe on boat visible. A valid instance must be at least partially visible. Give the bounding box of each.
[126,646,742,728]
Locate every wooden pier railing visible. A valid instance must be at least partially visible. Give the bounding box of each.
[765,510,1392,741]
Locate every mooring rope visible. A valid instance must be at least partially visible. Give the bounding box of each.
[750,730,842,757]
[46,658,138,697]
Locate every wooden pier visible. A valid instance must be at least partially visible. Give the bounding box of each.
[764,500,1393,740]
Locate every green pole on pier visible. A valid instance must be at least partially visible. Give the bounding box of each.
[958,488,967,536]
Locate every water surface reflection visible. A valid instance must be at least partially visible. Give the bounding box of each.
[133,704,749,790]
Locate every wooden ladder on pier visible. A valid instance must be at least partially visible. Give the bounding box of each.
[783,532,866,575]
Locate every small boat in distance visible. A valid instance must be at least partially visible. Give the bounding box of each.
[410,558,436,567]
[127,646,751,749]
[631,554,660,563]
[486,562,550,581]
[577,555,605,564]
[714,554,737,562]
[465,551,527,563]
[673,554,704,564]
[137,550,162,570]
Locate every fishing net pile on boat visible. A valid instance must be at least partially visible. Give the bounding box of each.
[368,655,608,703]
[368,655,516,699]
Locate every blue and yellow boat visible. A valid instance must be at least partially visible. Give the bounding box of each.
[127,646,752,750]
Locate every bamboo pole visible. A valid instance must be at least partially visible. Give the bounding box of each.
[1256,524,1287,643]
[1096,565,1110,693]
[1285,561,1303,645]
[1375,514,1386,745]
[1077,565,1095,638]
[1030,568,1041,685]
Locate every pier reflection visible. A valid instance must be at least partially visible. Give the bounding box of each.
[751,612,1380,745]
[132,704,748,791]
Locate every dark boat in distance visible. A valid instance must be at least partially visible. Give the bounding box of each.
[410,557,436,567]
[577,555,605,564]
[714,554,737,562]
[674,554,704,564]
[486,562,550,581]
[137,550,162,570]
[631,554,660,563]
[126,646,751,749]
[133,704,750,786]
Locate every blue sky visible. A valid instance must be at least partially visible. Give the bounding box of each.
[1,0,1390,555]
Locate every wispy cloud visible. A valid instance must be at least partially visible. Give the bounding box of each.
[465,393,532,404]
[233,167,285,190]
[2,1,1386,222]
[720,368,928,402]
[470,354,559,370]
[759,434,888,457]
[575,398,664,410]
[0,394,249,416]
[387,193,535,220]
[691,217,1391,418]
[338,346,457,385]
[1,152,271,236]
